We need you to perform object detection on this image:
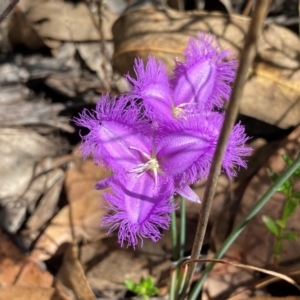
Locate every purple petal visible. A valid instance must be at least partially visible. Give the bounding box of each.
[156,130,210,176]
[74,94,151,173]
[101,173,175,247]
[172,33,237,111]
[176,185,200,203]
[157,112,251,186]
[126,56,173,120]
[95,175,113,190]
[222,122,252,177]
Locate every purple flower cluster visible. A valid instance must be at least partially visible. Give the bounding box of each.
[75,33,252,247]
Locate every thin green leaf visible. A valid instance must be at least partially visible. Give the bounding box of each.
[124,279,136,292]
[144,276,153,287]
[282,154,293,167]
[267,169,292,194]
[267,169,279,183]
[278,179,293,196]
[292,191,300,199]
[282,231,298,240]
[283,200,298,220]
[294,167,300,178]
[190,154,300,300]
[275,219,286,228]
[274,240,282,255]
[262,215,279,236]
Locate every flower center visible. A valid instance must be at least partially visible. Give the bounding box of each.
[128,147,161,186]
[172,103,193,119]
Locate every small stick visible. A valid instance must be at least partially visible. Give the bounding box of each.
[0,0,19,24]
[179,1,271,299]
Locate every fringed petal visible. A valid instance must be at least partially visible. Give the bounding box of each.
[74,94,151,173]
[176,185,201,203]
[172,33,237,111]
[101,173,175,247]
[158,112,251,186]
[126,56,174,121]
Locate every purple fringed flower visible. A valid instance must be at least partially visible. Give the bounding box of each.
[101,173,175,247]
[126,56,174,121]
[172,33,237,111]
[157,112,251,188]
[74,95,148,173]
[126,33,237,122]
[75,32,251,247]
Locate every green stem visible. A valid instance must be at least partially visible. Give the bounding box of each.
[170,266,179,300]
[179,198,186,259]
[273,182,293,266]
[171,209,178,260]
[170,209,178,300]
[189,153,300,300]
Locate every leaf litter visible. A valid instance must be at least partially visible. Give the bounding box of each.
[0,0,299,299]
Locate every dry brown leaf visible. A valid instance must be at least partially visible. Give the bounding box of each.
[8,5,45,49]
[0,233,53,288]
[30,156,111,261]
[26,2,100,42]
[0,287,60,300]
[112,7,300,129]
[0,127,58,233]
[26,169,65,232]
[56,243,96,300]
[80,237,151,296]
[11,0,117,49]
[76,42,113,83]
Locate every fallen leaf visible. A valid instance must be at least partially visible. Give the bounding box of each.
[80,237,149,297]
[8,5,45,49]
[0,127,58,233]
[56,243,96,300]
[112,7,300,129]
[26,169,65,232]
[26,2,100,42]
[0,287,60,300]
[30,154,111,261]
[0,232,53,288]
[76,42,113,84]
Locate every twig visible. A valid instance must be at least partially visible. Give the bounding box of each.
[242,0,254,16]
[0,0,19,24]
[183,258,300,291]
[97,0,111,92]
[179,1,271,299]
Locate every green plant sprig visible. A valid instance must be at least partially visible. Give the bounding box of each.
[189,152,300,300]
[262,154,300,266]
[124,276,158,300]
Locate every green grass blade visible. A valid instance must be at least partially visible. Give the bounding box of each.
[189,153,300,300]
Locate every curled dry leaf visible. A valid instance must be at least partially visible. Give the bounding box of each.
[25,168,65,232]
[56,243,96,300]
[0,128,58,233]
[112,7,300,129]
[0,232,53,288]
[0,287,60,300]
[30,155,111,261]
[10,1,101,49]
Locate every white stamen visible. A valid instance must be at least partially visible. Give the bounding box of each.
[128,146,161,187]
